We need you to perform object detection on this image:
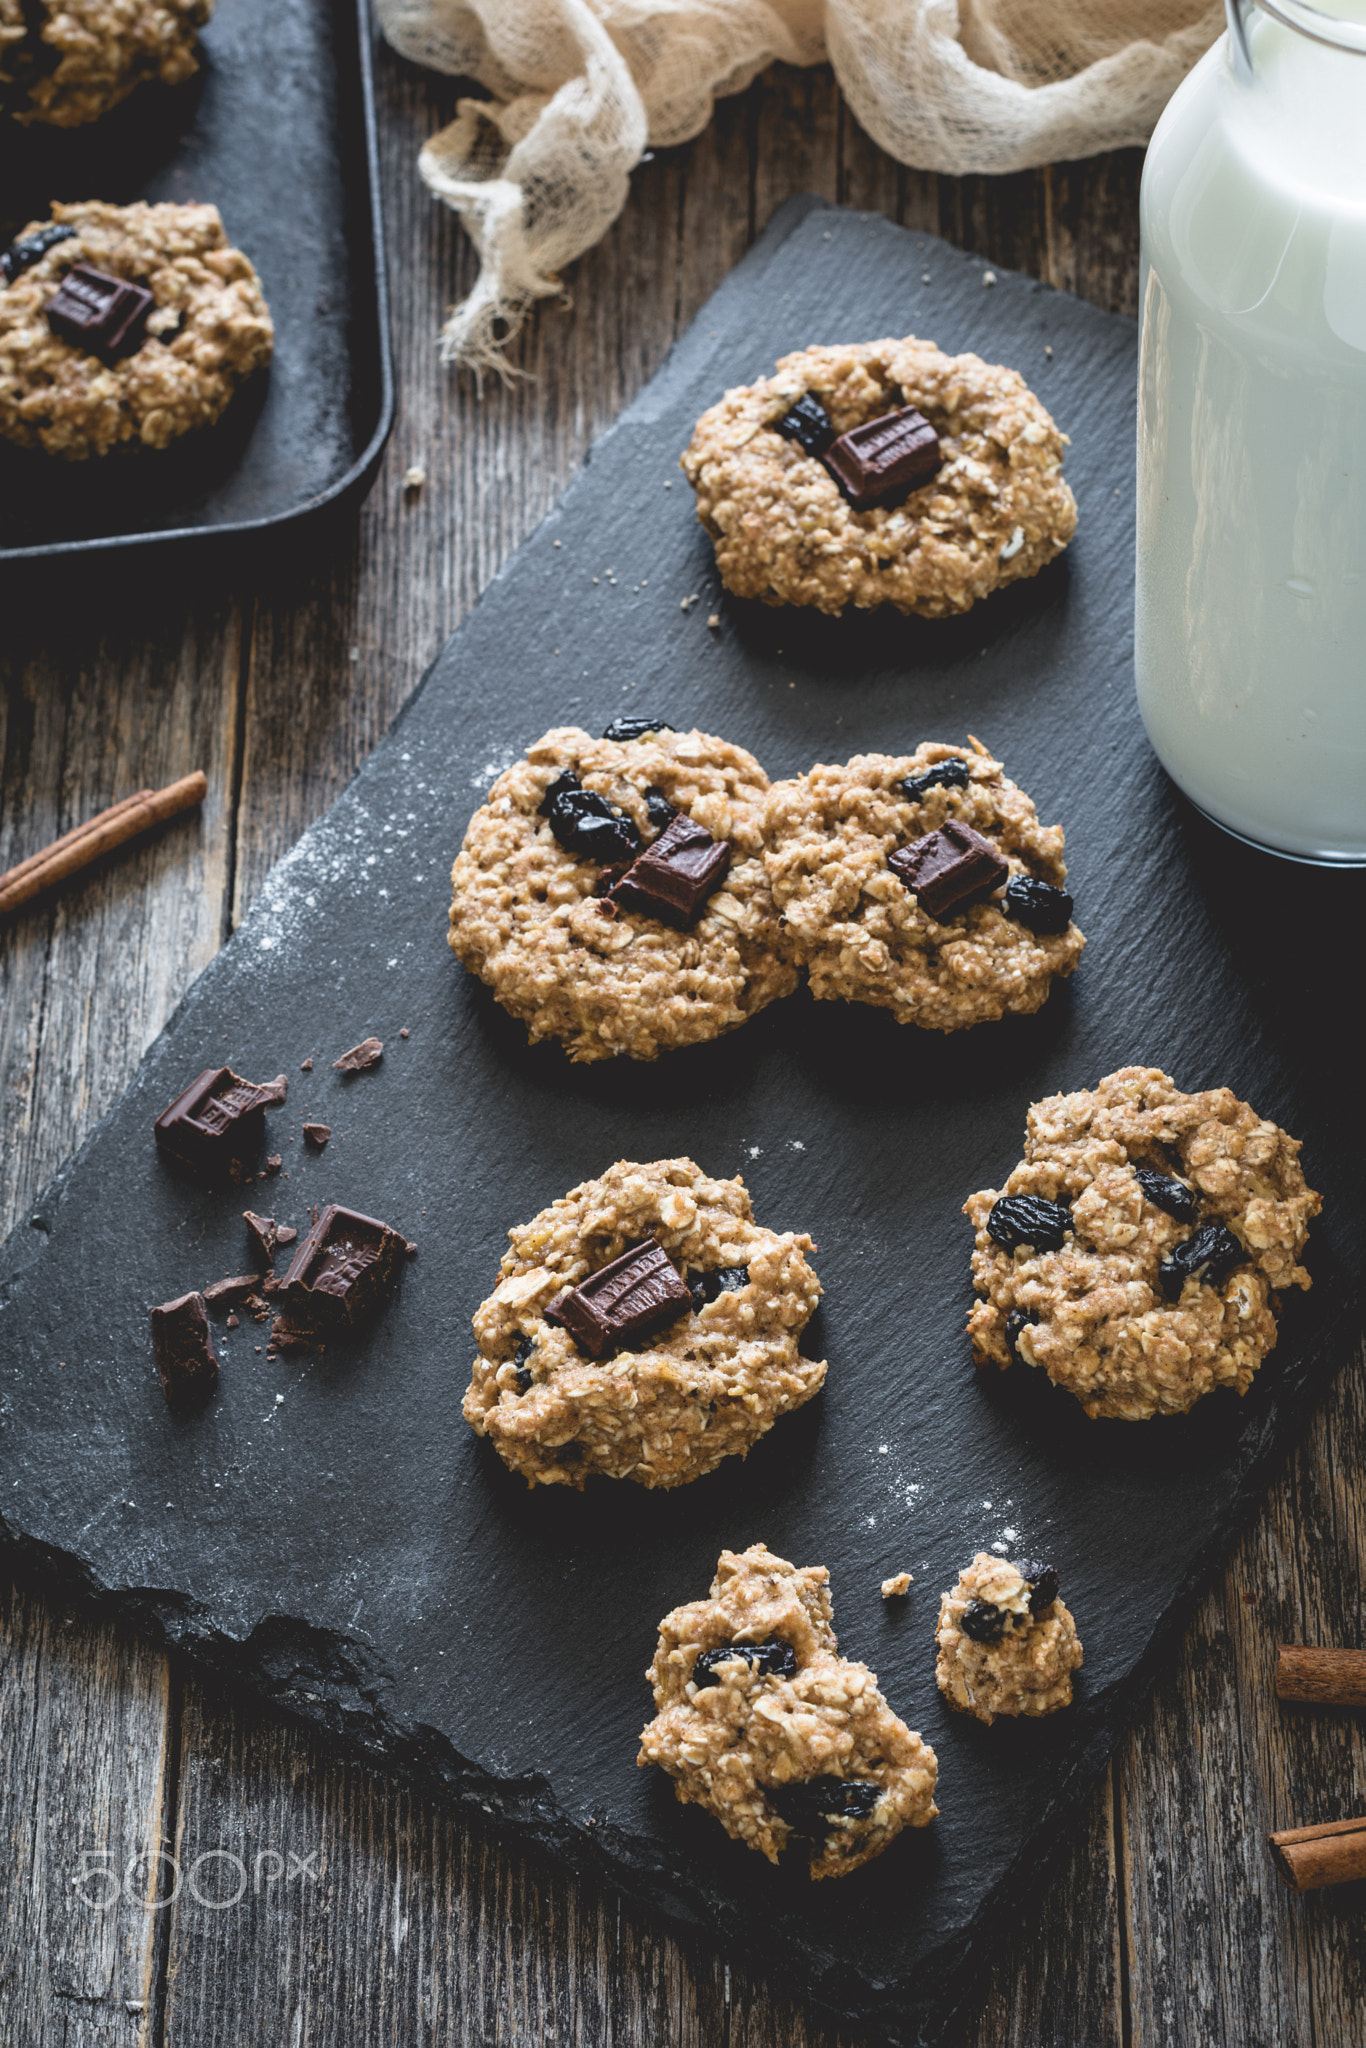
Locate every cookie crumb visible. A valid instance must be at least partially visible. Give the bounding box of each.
[706,613,720,629]
[882,1573,913,1598]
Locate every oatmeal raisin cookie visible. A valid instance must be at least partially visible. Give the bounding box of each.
[966,1067,1320,1419]
[680,336,1076,616]
[0,201,273,459]
[1,0,210,127]
[639,1543,938,1877]
[935,1553,1081,1725]
[466,1159,824,1488]
[763,739,1084,1031]
[449,723,795,1063]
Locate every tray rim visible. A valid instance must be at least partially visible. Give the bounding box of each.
[0,0,395,566]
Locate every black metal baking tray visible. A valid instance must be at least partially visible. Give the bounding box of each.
[2,202,1363,2045]
[0,0,392,561]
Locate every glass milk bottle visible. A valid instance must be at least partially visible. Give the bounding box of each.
[1135,0,1366,864]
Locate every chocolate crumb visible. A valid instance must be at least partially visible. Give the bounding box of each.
[406,1240,418,1256]
[243,1210,278,1267]
[303,1123,331,1148]
[333,1037,383,1073]
[264,1154,283,1176]
[399,1028,410,1039]
[225,1313,239,1329]
[300,1058,313,1071]
[276,1225,298,1245]
[202,1274,261,1308]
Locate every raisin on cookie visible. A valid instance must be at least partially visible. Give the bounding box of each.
[448,723,795,1063]
[680,336,1076,616]
[639,1543,938,1877]
[935,1553,1081,1726]
[965,1067,1320,1420]
[466,1159,825,1488]
[763,739,1084,1032]
[1,0,210,127]
[0,201,272,459]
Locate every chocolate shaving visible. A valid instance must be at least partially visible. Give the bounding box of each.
[333,1037,383,1072]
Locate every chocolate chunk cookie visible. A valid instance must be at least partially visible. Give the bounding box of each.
[0,201,272,459]
[639,1543,938,1878]
[763,740,1084,1031]
[449,724,796,1063]
[466,1159,824,1488]
[680,336,1076,616]
[1,0,210,126]
[966,1067,1320,1419]
[935,1553,1081,1726]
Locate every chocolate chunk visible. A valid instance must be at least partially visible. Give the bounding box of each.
[539,770,642,866]
[888,820,1008,920]
[243,1211,279,1266]
[774,392,836,457]
[1,223,76,285]
[692,1637,797,1688]
[544,1237,691,1359]
[333,1037,382,1073]
[643,785,677,834]
[1003,874,1074,936]
[269,1316,323,1353]
[902,757,971,803]
[154,1067,286,1182]
[987,1195,1071,1254]
[201,1274,261,1309]
[601,717,676,742]
[1134,1167,1198,1222]
[688,1265,750,1313]
[1159,1221,1245,1303]
[46,263,154,362]
[280,1204,405,1332]
[276,1225,298,1245]
[302,1123,331,1148]
[822,405,942,510]
[150,1291,218,1410]
[606,811,730,926]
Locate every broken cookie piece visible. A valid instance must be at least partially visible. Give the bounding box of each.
[935,1553,1081,1726]
[150,1290,217,1409]
[965,1066,1320,1418]
[466,1158,824,1488]
[153,1065,287,1182]
[639,1543,937,1877]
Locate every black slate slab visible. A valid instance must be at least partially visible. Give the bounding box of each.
[2,199,1362,2045]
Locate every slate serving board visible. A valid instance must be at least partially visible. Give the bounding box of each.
[0,0,392,561]
[2,200,1363,2046]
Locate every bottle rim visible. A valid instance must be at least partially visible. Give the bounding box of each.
[1238,0,1366,55]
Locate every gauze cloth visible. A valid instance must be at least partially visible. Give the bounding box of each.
[376,0,1221,375]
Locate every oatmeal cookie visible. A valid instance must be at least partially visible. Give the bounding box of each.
[935,1554,1081,1726]
[763,739,1084,1032]
[1,0,210,127]
[449,723,796,1063]
[639,1544,938,1877]
[0,201,273,459]
[466,1159,825,1489]
[966,1067,1320,1420]
[680,336,1076,616]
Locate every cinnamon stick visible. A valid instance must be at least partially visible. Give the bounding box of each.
[1276,1645,1366,1707]
[0,772,207,916]
[1269,1816,1366,1891]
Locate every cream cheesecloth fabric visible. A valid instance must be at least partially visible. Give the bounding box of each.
[376,0,1222,376]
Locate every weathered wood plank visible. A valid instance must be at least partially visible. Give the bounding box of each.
[0,1578,172,2046]
[1121,1341,1366,2048]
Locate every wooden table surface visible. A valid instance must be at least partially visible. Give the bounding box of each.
[3,38,1364,2048]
